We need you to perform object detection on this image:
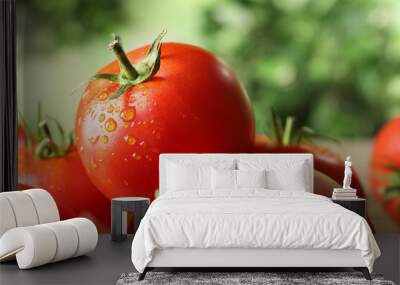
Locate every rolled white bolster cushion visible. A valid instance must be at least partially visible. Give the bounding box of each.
[0,192,39,227]
[42,221,79,263]
[0,196,17,237]
[23,189,60,224]
[65,218,98,257]
[0,218,98,269]
[0,226,57,268]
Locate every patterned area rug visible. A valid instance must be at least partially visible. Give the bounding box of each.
[116,272,395,285]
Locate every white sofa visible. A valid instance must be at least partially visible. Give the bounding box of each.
[0,189,98,269]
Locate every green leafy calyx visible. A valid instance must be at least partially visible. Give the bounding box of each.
[19,103,73,160]
[376,165,400,200]
[92,30,166,99]
[267,107,340,146]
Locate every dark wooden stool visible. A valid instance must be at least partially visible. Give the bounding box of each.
[111,197,149,242]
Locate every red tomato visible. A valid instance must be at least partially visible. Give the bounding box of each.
[75,41,255,200]
[254,134,366,198]
[18,124,29,176]
[18,142,111,232]
[370,117,400,224]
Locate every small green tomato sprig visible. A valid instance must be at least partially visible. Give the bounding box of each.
[19,103,73,160]
[92,30,166,99]
[377,165,400,200]
[266,107,339,146]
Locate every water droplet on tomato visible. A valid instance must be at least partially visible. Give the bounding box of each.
[124,135,136,145]
[90,158,98,169]
[139,141,146,147]
[149,119,154,124]
[98,113,105,122]
[105,118,117,132]
[102,135,109,144]
[89,136,100,144]
[120,107,136,122]
[107,104,115,113]
[129,96,136,105]
[99,92,108,101]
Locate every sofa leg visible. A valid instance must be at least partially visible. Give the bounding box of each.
[138,268,148,281]
[354,267,371,280]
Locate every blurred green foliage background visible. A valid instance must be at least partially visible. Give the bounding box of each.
[204,0,400,137]
[17,0,400,138]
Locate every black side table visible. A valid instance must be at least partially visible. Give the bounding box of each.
[331,198,366,218]
[111,197,150,242]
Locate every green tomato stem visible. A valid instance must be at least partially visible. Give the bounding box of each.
[269,108,282,145]
[282,117,295,145]
[109,34,139,80]
[94,31,166,99]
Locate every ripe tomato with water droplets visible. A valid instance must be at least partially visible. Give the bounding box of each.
[17,124,111,232]
[370,117,400,224]
[75,34,255,200]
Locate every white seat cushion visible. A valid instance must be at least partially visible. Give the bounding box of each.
[0,196,17,237]
[24,189,60,224]
[0,218,98,269]
[0,189,60,238]
[42,222,79,262]
[0,192,40,227]
[65,218,98,257]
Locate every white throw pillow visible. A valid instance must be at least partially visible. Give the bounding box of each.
[166,159,236,192]
[267,165,307,191]
[238,159,309,191]
[236,169,267,189]
[167,163,210,191]
[211,169,236,190]
[211,169,268,190]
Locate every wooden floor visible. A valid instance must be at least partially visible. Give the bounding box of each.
[0,234,399,285]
